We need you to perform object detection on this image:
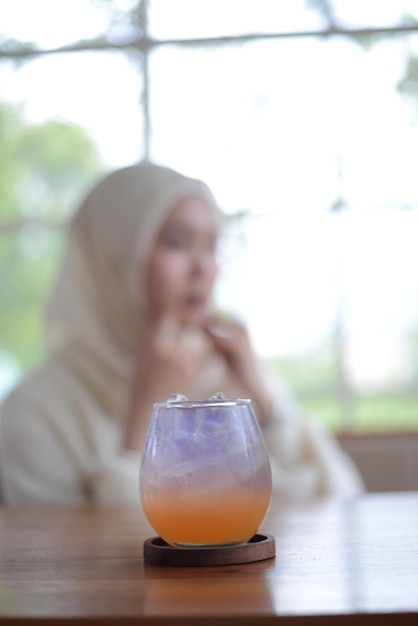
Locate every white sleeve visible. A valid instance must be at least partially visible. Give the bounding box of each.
[0,393,86,505]
[261,413,365,501]
[88,450,142,505]
[0,394,143,506]
[257,359,365,500]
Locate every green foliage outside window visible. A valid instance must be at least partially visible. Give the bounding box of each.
[0,102,104,377]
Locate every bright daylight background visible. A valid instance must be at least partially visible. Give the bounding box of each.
[1,0,418,431]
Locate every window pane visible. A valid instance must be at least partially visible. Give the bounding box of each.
[0,226,64,389]
[149,34,418,431]
[149,0,418,40]
[149,34,418,212]
[0,50,144,173]
[0,0,138,49]
[149,0,324,40]
[332,0,418,29]
[1,1,418,431]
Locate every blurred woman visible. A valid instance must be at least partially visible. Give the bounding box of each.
[0,161,364,504]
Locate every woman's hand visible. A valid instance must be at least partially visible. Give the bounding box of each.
[124,316,202,451]
[205,315,274,420]
[136,316,202,394]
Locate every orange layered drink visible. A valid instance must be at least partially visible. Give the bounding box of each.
[141,487,271,547]
[140,392,272,548]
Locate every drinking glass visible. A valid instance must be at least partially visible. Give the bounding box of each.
[139,391,272,548]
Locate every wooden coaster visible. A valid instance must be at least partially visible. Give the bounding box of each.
[143,533,275,566]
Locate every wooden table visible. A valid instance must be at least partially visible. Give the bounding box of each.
[0,492,417,625]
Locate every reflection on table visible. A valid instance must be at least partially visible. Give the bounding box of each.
[0,492,417,624]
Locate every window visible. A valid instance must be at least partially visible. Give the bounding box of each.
[1,0,417,432]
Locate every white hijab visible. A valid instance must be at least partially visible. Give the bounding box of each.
[45,160,225,409]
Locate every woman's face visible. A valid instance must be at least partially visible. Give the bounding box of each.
[145,196,221,327]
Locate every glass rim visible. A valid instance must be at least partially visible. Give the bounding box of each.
[153,392,252,410]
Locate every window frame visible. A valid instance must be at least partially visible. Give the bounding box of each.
[1,0,418,434]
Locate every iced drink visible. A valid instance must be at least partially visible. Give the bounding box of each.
[140,392,272,548]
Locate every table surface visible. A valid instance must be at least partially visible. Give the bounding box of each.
[0,492,417,625]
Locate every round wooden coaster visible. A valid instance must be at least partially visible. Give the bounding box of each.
[143,533,275,566]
